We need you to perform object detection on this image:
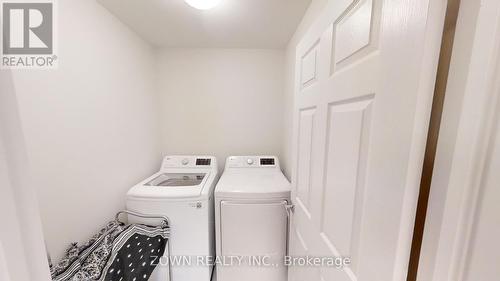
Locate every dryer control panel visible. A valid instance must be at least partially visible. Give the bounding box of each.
[225,156,280,169]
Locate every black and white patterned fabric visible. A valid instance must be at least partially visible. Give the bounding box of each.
[50,220,169,281]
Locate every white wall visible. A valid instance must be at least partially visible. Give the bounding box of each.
[10,0,162,261]
[282,0,327,178]
[156,48,285,169]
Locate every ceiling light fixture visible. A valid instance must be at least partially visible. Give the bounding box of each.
[184,0,221,10]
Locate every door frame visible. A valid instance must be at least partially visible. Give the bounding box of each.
[393,0,449,279]
[417,0,500,280]
[406,0,462,279]
[0,70,51,281]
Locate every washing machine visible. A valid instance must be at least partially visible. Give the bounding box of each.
[215,156,291,281]
[126,155,219,281]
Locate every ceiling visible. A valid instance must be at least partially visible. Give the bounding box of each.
[97,0,312,48]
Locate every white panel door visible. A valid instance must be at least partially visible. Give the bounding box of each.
[289,0,441,280]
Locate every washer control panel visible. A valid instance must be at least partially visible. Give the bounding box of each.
[226,156,279,169]
[161,155,216,169]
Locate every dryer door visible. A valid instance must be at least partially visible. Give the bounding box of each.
[219,200,288,281]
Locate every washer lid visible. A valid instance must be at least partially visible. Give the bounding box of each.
[128,171,212,199]
[144,173,206,187]
[215,169,291,199]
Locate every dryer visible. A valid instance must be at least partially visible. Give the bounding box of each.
[126,155,219,281]
[214,156,291,281]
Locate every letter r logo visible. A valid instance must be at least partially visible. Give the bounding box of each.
[2,3,53,55]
